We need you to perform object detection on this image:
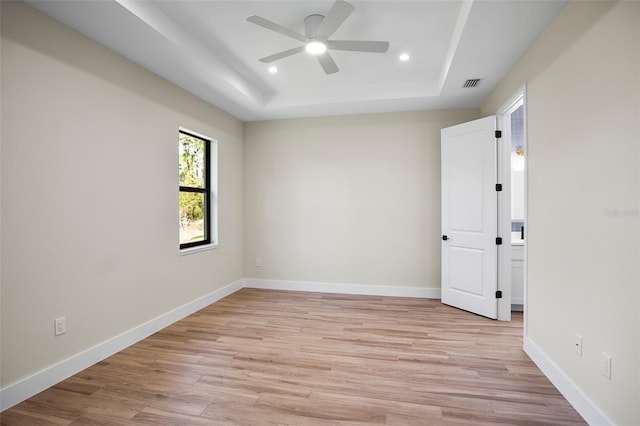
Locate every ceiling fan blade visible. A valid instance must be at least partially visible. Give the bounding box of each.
[259,46,306,63]
[247,15,308,43]
[313,0,355,40]
[327,40,390,53]
[316,52,339,75]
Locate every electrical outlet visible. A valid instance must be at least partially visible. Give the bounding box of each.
[574,334,582,356]
[255,257,262,267]
[601,352,612,379]
[54,317,66,336]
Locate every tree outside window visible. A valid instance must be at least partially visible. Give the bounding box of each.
[179,130,210,249]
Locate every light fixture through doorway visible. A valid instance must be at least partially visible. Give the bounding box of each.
[512,146,525,171]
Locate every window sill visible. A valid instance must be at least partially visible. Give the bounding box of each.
[180,243,218,256]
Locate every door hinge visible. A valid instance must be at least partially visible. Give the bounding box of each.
[496,290,503,299]
[496,183,502,191]
[495,130,502,138]
[496,237,503,245]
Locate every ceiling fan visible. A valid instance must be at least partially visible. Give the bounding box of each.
[247,0,390,75]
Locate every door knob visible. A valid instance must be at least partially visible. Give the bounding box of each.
[442,235,448,241]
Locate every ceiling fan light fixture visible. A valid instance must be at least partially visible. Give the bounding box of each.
[268,66,278,74]
[306,41,327,55]
[399,53,410,62]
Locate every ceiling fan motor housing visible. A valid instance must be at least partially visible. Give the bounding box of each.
[305,14,325,39]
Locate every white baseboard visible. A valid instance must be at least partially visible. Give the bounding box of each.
[0,279,244,412]
[6,278,608,425]
[0,277,436,411]
[524,337,612,426]
[244,278,441,299]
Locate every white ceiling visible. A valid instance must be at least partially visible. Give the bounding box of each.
[25,0,565,122]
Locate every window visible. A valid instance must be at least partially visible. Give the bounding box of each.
[179,129,217,250]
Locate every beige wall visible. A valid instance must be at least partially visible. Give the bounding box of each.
[0,1,244,387]
[244,109,479,288]
[3,0,639,422]
[482,2,640,424]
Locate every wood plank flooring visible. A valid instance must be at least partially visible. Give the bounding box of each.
[1,288,586,425]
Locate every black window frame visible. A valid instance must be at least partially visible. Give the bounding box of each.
[179,130,211,250]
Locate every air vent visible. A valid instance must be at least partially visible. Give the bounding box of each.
[462,79,482,88]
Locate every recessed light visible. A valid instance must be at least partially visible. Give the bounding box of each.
[306,41,327,55]
[268,66,278,74]
[399,53,410,62]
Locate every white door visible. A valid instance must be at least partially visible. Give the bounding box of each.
[441,116,498,319]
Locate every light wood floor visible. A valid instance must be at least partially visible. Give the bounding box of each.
[1,289,586,425]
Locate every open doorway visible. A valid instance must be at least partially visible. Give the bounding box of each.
[497,87,527,329]
[440,89,527,323]
[509,103,525,313]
